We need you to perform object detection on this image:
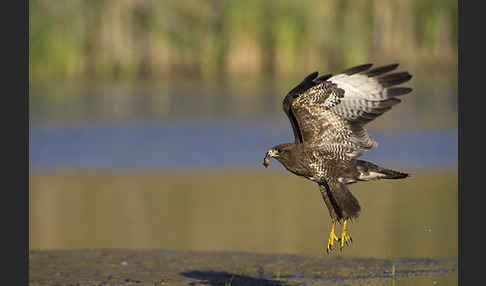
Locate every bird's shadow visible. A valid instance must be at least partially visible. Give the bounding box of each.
[180,270,291,286]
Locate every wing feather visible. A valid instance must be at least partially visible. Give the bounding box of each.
[281,63,413,158]
[327,64,412,125]
[282,71,320,143]
[364,63,399,77]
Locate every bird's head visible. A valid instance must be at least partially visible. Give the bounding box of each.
[263,143,294,168]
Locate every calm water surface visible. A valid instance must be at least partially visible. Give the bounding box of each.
[29,120,457,171]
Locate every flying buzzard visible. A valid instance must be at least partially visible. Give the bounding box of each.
[263,63,412,253]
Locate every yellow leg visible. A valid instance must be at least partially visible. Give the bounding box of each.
[326,222,340,253]
[340,220,353,250]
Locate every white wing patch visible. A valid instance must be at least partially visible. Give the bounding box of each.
[358,171,387,181]
[329,73,386,100]
[327,68,411,126]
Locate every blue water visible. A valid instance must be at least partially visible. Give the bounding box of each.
[29,120,457,172]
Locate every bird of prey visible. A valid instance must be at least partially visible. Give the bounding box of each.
[263,63,412,253]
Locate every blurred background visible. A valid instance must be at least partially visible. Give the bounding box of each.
[29,0,457,259]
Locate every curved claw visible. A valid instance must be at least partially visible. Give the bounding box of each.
[326,222,340,254]
[326,242,340,254]
[339,220,353,250]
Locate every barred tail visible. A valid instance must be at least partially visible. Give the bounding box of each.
[354,160,409,181]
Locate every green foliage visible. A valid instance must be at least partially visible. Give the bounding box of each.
[29,0,457,86]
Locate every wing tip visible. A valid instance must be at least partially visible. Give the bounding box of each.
[305,71,319,81]
[286,71,320,97]
[315,73,333,83]
[364,63,400,77]
[343,63,373,75]
[387,87,413,96]
[378,71,413,87]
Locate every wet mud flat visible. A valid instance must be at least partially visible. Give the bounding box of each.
[29,249,457,286]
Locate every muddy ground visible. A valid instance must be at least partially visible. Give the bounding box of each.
[29,249,457,286]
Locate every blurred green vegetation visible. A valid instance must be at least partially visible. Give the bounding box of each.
[30,0,457,90]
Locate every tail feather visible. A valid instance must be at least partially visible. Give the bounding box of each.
[354,160,409,181]
[319,181,361,222]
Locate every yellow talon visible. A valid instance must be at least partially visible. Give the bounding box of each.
[327,222,340,253]
[340,220,353,250]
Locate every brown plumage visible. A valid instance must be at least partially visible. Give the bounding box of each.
[263,63,412,253]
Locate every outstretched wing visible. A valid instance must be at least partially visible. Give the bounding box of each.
[328,64,412,125]
[282,71,334,143]
[282,71,319,143]
[284,63,412,158]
